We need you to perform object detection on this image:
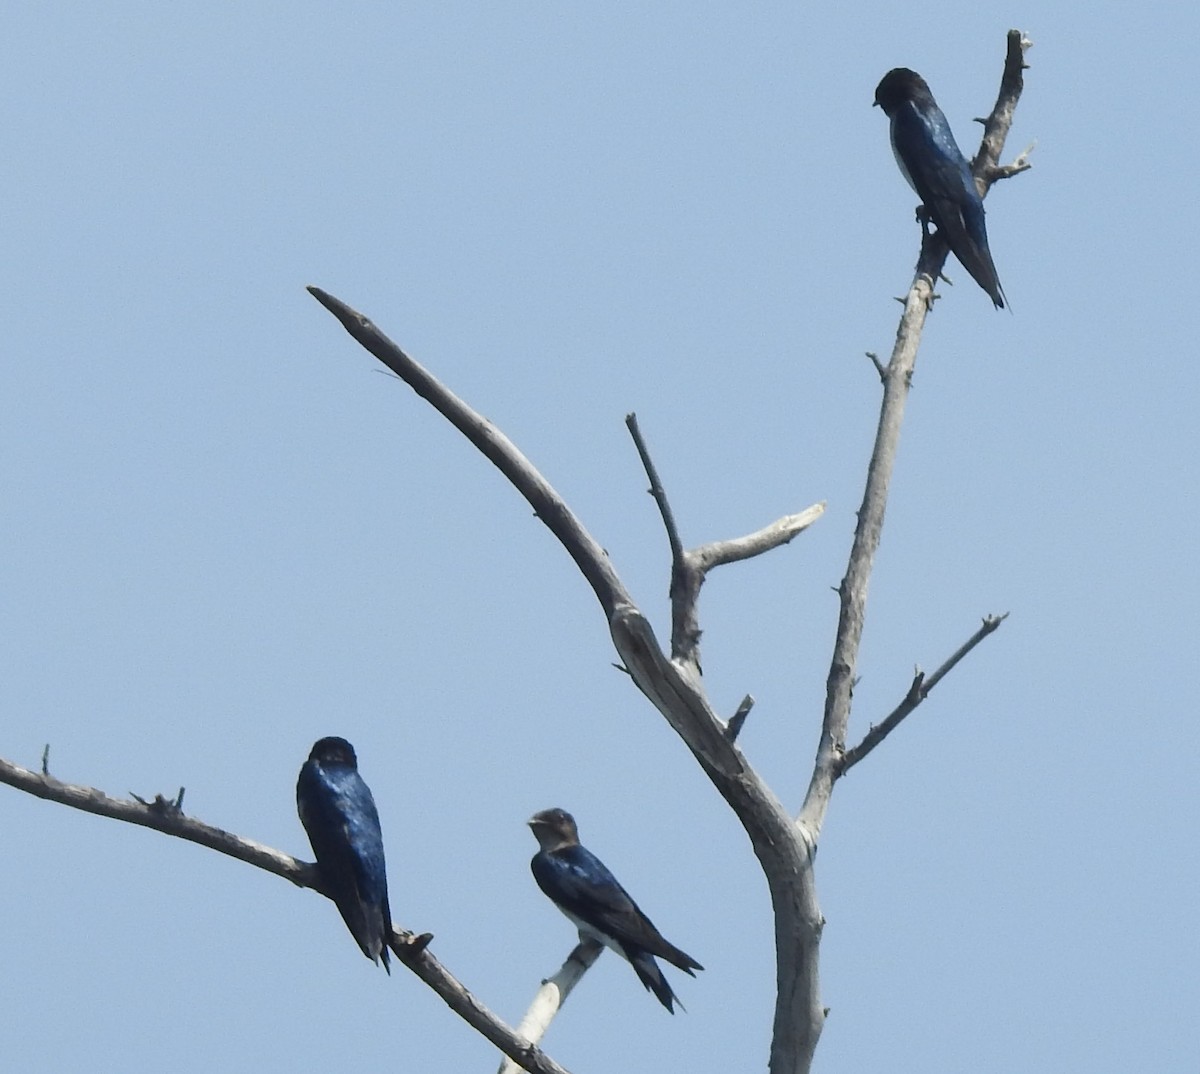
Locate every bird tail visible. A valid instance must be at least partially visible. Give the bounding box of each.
[932,196,1006,309]
[660,943,703,976]
[337,899,392,974]
[379,910,393,974]
[628,950,685,1013]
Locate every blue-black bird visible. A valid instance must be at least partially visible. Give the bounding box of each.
[528,807,702,1013]
[874,67,1007,309]
[297,736,392,972]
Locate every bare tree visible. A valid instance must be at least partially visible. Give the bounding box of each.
[0,30,1031,1074]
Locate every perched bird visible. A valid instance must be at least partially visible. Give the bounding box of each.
[874,67,1007,309]
[297,736,392,972]
[528,807,702,1012]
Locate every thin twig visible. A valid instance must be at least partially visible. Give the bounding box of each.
[725,695,755,743]
[838,614,1008,774]
[626,413,684,566]
[0,754,573,1074]
[624,413,699,666]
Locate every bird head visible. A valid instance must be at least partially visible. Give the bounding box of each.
[528,807,580,853]
[873,67,931,115]
[308,736,358,768]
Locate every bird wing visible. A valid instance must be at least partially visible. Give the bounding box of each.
[533,846,701,972]
[298,764,392,963]
[890,100,976,209]
[890,102,1005,308]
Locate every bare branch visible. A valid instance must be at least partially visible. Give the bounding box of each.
[0,754,313,883]
[624,412,699,666]
[605,606,826,1073]
[626,412,684,566]
[982,137,1035,185]
[799,282,929,828]
[725,694,755,743]
[800,35,1030,844]
[974,31,1034,183]
[497,941,604,1074]
[310,287,827,1074]
[307,287,629,624]
[692,504,825,571]
[397,944,572,1074]
[922,612,1008,693]
[0,754,573,1074]
[838,614,1008,774]
[624,414,824,671]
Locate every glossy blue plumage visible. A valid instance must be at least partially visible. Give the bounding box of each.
[875,67,1007,309]
[297,737,392,972]
[528,808,702,1012]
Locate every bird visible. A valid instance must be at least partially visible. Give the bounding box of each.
[527,807,702,1012]
[296,736,393,972]
[874,67,1007,309]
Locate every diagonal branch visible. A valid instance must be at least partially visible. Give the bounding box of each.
[497,941,604,1074]
[0,754,314,884]
[837,613,1009,774]
[692,506,825,572]
[626,413,684,567]
[0,754,573,1074]
[307,287,629,623]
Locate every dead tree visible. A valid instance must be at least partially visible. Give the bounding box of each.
[0,29,1031,1074]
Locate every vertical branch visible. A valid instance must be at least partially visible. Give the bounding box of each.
[625,413,701,665]
[799,284,931,831]
[798,31,1030,836]
[976,31,1032,181]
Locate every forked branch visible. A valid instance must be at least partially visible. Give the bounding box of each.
[625,412,824,673]
[309,290,823,1074]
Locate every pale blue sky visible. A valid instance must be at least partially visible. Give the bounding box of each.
[3,5,1195,1072]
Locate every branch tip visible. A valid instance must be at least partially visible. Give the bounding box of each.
[725,695,756,743]
[837,611,1009,776]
